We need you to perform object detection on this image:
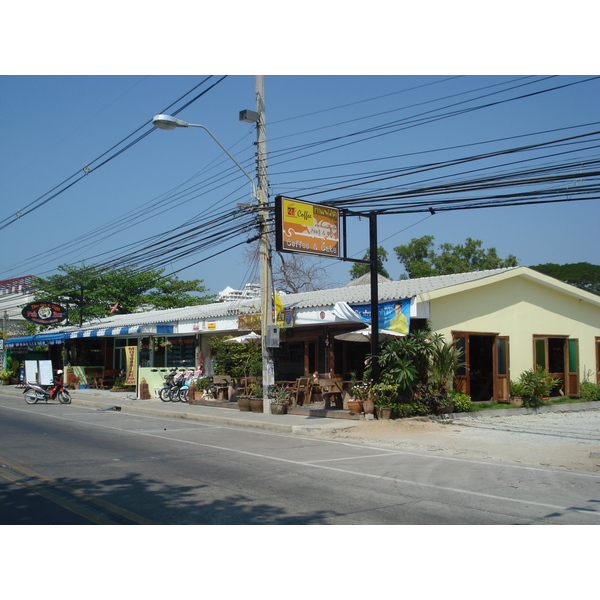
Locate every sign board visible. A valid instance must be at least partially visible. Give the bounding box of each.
[24,360,54,384]
[21,302,68,325]
[349,299,411,334]
[275,196,340,258]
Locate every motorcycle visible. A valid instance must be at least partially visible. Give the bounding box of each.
[23,370,71,404]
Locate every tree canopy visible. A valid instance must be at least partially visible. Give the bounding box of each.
[529,262,600,296]
[349,246,390,280]
[33,264,214,326]
[394,236,518,279]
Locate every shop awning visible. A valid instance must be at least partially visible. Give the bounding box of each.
[5,332,69,347]
[5,324,174,346]
[67,324,174,339]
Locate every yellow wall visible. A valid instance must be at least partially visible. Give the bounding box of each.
[427,276,600,379]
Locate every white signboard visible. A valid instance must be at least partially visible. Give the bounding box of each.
[38,360,54,385]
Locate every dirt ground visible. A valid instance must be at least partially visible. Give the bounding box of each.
[317,410,600,473]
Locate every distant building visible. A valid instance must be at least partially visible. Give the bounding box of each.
[0,276,34,334]
[218,283,261,302]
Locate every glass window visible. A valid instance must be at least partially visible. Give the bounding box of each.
[497,338,508,375]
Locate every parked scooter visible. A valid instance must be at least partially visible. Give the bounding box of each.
[23,370,71,404]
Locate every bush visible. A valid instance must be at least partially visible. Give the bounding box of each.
[448,389,473,413]
[392,401,429,419]
[579,382,600,402]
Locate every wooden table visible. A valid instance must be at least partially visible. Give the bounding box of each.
[315,378,352,409]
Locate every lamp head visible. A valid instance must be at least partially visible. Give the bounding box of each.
[152,114,189,130]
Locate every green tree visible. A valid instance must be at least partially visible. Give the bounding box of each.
[529,262,600,296]
[394,236,518,278]
[33,264,214,326]
[349,246,390,280]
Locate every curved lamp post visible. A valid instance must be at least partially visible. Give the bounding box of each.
[152,114,257,203]
[152,113,274,411]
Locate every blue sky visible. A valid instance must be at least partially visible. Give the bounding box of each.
[1,74,599,297]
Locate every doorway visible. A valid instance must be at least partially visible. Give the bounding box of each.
[453,332,508,402]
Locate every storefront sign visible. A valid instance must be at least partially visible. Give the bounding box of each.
[124,346,138,386]
[21,302,68,325]
[275,196,340,258]
[350,299,411,334]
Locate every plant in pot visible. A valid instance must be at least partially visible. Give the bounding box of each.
[372,382,398,420]
[269,382,290,415]
[196,377,211,400]
[0,369,13,385]
[239,383,263,412]
[509,380,528,404]
[349,380,372,414]
[111,377,128,392]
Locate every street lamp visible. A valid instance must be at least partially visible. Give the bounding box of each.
[152,114,257,202]
[152,112,274,412]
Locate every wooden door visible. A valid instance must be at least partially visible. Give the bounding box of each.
[494,336,510,402]
[453,334,469,395]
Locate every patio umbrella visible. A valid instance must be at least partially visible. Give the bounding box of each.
[223,332,261,344]
[334,325,406,343]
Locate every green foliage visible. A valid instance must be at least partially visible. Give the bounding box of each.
[6,357,21,377]
[371,383,401,407]
[529,262,600,296]
[0,368,13,381]
[448,389,473,412]
[210,336,262,379]
[247,383,263,398]
[518,366,560,398]
[349,246,390,280]
[392,401,429,419]
[33,263,213,325]
[394,236,518,279]
[579,382,600,402]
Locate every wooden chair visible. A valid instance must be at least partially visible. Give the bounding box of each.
[292,377,313,407]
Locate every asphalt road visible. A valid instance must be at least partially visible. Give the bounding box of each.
[2,391,600,525]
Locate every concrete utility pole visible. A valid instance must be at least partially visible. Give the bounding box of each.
[255,76,275,412]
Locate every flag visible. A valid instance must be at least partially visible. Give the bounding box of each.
[273,291,284,319]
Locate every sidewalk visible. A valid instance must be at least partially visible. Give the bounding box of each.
[6,385,363,436]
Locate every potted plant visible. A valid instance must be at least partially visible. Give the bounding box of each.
[239,382,262,412]
[0,369,12,385]
[372,382,398,420]
[196,378,211,400]
[269,383,290,415]
[111,377,128,392]
[509,380,528,404]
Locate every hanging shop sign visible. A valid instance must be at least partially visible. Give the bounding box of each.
[275,196,340,258]
[21,302,68,325]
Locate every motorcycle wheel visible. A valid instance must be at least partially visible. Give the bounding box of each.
[58,390,71,404]
[180,388,189,403]
[169,387,181,402]
[24,391,39,404]
[159,387,171,402]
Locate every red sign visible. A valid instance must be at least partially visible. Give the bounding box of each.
[21,302,68,325]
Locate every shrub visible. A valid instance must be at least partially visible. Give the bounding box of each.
[579,382,600,402]
[392,401,429,419]
[448,389,473,413]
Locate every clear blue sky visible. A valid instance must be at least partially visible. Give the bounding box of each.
[1,74,599,296]
[1,7,599,298]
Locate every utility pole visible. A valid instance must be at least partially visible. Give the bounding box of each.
[256,75,275,412]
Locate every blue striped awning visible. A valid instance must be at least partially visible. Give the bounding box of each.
[6,324,174,346]
[5,332,69,347]
[67,324,174,339]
